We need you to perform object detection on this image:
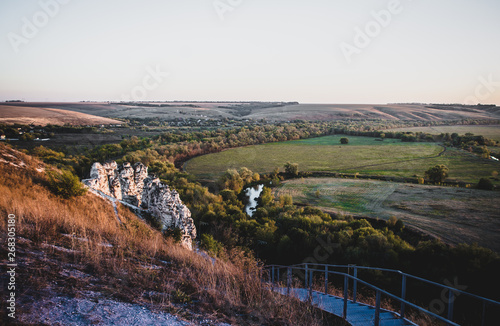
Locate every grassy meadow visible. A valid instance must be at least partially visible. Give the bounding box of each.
[185,135,499,184]
[385,125,500,141]
[275,177,500,252]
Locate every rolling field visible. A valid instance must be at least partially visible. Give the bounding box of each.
[3,102,500,122]
[0,105,122,126]
[275,178,500,252]
[185,135,500,184]
[384,125,500,141]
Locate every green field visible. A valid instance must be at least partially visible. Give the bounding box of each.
[185,135,499,183]
[384,125,500,141]
[275,178,500,252]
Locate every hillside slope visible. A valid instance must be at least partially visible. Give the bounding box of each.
[3,102,500,123]
[0,144,340,325]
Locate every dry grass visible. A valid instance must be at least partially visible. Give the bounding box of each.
[0,143,342,325]
[275,177,500,253]
[0,104,122,126]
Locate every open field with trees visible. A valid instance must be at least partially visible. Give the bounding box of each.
[185,135,500,185]
[385,125,500,141]
[275,178,500,252]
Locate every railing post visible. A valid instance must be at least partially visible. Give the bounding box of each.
[401,274,407,319]
[287,267,291,296]
[374,290,381,326]
[343,275,348,319]
[353,266,358,303]
[324,265,328,294]
[271,266,275,290]
[308,270,313,302]
[448,288,454,323]
[305,264,308,288]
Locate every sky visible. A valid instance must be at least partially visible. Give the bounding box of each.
[0,0,499,104]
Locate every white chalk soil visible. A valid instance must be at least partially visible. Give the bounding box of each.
[19,291,190,326]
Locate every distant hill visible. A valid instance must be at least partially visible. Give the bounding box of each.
[0,104,123,126]
[2,102,500,124]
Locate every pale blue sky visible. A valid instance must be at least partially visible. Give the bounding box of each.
[1,0,499,104]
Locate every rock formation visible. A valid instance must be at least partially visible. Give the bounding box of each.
[83,162,196,250]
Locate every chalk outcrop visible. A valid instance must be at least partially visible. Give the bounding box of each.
[83,162,196,250]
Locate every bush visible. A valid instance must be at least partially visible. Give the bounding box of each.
[47,170,87,199]
[284,162,299,176]
[424,164,449,183]
[340,137,349,144]
[477,178,494,190]
[200,233,224,257]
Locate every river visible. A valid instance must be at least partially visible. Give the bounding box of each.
[244,184,264,217]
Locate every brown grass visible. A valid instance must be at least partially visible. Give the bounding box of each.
[0,105,122,126]
[0,143,342,325]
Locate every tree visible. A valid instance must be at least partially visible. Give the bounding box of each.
[340,137,349,144]
[220,169,244,193]
[239,167,254,184]
[47,170,87,199]
[424,165,449,183]
[284,162,299,176]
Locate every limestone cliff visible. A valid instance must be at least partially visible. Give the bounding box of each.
[83,162,196,249]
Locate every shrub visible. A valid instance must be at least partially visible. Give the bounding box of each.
[477,178,494,190]
[340,137,349,144]
[47,169,87,199]
[284,162,299,176]
[200,233,224,257]
[424,164,449,183]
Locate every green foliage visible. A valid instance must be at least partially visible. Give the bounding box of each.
[47,170,87,199]
[219,167,257,193]
[387,216,405,232]
[259,187,274,207]
[32,146,66,164]
[279,195,293,206]
[425,164,449,183]
[220,169,244,193]
[200,233,224,257]
[220,189,238,203]
[340,137,349,144]
[284,162,299,176]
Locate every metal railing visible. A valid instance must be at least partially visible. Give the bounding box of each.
[264,263,500,326]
